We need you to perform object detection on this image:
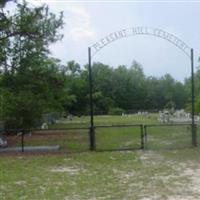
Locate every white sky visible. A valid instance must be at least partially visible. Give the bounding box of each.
[8,0,200,82]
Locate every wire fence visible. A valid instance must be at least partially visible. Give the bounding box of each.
[0,123,199,153]
[2,128,89,153]
[144,123,194,150]
[95,124,143,151]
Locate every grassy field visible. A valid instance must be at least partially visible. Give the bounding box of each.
[50,114,158,129]
[1,115,200,200]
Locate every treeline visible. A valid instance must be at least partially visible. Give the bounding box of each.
[0,1,200,129]
[63,61,190,115]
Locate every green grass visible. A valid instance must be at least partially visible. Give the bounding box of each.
[1,115,200,199]
[96,126,142,150]
[1,149,200,199]
[50,114,158,129]
[146,125,192,150]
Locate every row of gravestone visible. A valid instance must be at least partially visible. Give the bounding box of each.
[158,110,200,123]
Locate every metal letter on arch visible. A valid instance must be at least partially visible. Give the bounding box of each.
[91,27,191,58]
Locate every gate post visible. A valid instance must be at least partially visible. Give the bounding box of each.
[140,125,144,149]
[88,47,95,150]
[191,48,197,146]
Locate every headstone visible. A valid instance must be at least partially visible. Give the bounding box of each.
[0,138,7,148]
[67,114,73,121]
[41,123,48,129]
[158,111,172,123]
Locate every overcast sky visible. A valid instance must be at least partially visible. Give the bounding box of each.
[9,0,200,82]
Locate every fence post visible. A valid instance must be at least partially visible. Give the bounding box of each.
[89,126,96,151]
[21,130,24,152]
[144,125,147,149]
[140,125,144,149]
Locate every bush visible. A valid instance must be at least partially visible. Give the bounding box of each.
[108,107,124,115]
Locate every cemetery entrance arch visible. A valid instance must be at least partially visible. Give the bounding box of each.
[88,27,196,150]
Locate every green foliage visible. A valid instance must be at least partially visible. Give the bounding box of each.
[194,65,200,114]
[64,61,89,115]
[85,61,188,114]
[195,98,200,114]
[0,1,65,128]
[184,58,200,114]
[164,101,176,110]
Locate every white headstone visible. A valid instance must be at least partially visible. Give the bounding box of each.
[0,138,7,148]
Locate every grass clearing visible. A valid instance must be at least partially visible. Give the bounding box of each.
[1,115,200,199]
[1,149,200,199]
[96,126,142,150]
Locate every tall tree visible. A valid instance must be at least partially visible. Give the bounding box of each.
[63,61,89,115]
[0,1,65,128]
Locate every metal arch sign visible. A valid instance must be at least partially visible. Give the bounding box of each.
[91,27,191,57]
[88,27,196,150]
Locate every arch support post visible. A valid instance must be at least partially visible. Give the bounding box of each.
[191,48,197,146]
[88,47,95,150]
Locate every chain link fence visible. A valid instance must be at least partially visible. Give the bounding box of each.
[95,124,143,151]
[1,123,199,153]
[144,124,193,150]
